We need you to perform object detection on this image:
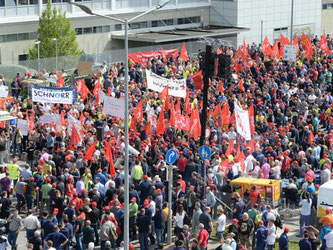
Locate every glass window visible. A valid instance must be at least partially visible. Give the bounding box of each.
[29,0,37,4]
[51,0,62,2]
[83,27,92,34]
[93,26,102,33]
[115,24,122,31]
[19,54,28,61]
[166,19,174,25]
[152,21,158,27]
[0,35,6,43]
[140,22,147,29]
[18,0,28,5]
[18,33,29,41]
[129,22,140,29]
[177,18,185,25]
[328,4,333,9]
[323,4,327,9]
[75,28,82,35]
[102,25,110,33]
[6,0,16,6]
[7,34,18,42]
[28,32,37,40]
[0,0,4,7]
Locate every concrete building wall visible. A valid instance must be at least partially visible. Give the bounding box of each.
[322,0,333,35]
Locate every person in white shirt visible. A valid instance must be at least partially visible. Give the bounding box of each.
[321,164,331,184]
[267,219,276,250]
[298,191,312,237]
[245,153,256,176]
[324,223,333,250]
[23,209,40,240]
[216,207,226,241]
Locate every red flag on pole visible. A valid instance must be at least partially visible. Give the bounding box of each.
[105,140,115,177]
[93,78,101,105]
[80,112,85,126]
[60,111,66,127]
[243,39,249,59]
[160,45,167,62]
[262,36,272,56]
[68,124,81,149]
[58,73,64,88]
[300,33,308,46]
[248,104,255,135]
[280,34,290,57]
[193,70,204,90]
[218,80,224,93]
[83,141,98,161]
[145,122,151,138]
[130,99,143,130]
[319,34,331,55]
[159,85,170,111]
[169,98,176,127]
[180,42,189,61]
[77,79,90,101]
[271,40,280,59]
[238,79,245,92]
[189,106,201,141]
[225,139,234,156]
[305,38,313,60]
[156,105,165,135]
[221,103,230,128]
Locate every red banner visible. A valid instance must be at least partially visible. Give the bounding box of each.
[128,49,179,66]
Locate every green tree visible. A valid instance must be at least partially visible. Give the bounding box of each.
[29,1,82,60]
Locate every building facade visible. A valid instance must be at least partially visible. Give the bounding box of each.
[322,0,333,35]
[0,0,322,65]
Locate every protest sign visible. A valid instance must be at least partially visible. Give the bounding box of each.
[0,86,8,98]
[40,114,61,125]
[17,119,28,136]
[103,96,125,119]
[31,85,76,104]
[283,45,297,62]
[146,70,186,98]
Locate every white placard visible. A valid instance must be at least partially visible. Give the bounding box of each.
[31,85,74,104]
[283,45,297,62]
[0,86,8,98]
[103,96,125,119]
[234,100,251,140]
[40,114,60,124]
[146,70,187,98]
[17,119,28,136]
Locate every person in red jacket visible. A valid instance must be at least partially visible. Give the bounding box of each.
[177,152,188,178]
[282,151,291,178]
[68,192,83,211]
[197,223,209,249]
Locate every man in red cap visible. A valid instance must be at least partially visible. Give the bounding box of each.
[278,227,289,250]
[320,208,333,227]
[40,177,52,216]
[255,220,268,250]
[138,175,151,205]
[129,197,138,240]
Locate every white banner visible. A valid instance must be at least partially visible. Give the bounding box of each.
[283,45,297,62]
[31,85,75,104]
[234,101,251,140]
[146,70,187,98]
[17,119,28,136]
[0,86,8,98]
[40,114,60,124]
[103,96,125,119]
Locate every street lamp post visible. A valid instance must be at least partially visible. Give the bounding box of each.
[52,38,58,72]
[35,41,41,75]
[71,1,171,249]
[290,0,294,42]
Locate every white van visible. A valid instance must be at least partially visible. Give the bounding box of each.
[317,180,333,217]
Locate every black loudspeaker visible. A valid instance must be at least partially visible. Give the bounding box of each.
[199,52,217,78]
[217,54,231,78]
[96,126,104,141]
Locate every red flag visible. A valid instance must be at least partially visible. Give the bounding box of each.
[280,34,290,57]
[156,105,165,135]
[189,106,201,141]
[225,139,234,156]
[229,112,236,127]
[175,98,181,115]
[292,36,300,54]
[80,112,85,126]
[130,99,143,130]
[58,73,64,88]
[221,103,230,128]
[185,88,191,114]
[145,122,151,138]
[262,36,272,56]
[238,79,245,92]
[77,79,90,101]
[68,124,80,149]
[83,141,97,161]
[29,113,34,130]
[193,70,204,90]
[107,88,111,97]
[305,38,313,60]
[272,40,280,59]
[248,104,255,135]
[245,138,255,154]
[159,85,169,111]
[300,33,308,46]
[60,111,66,127]
[235,46,242,60]
[220,159,229,175]
[211,103,221,120]
[240,159,246,171]
[160,45,167,62]
[0,122,5,129]
[218,80,224,93]
[243,39,249,59]
[105,140,115,177]
[180,42,189,61]
[175,115,189,131]
[309,130,315,143]
[169,98,176,127]
[93,78,101,105]
[319,34,330,55]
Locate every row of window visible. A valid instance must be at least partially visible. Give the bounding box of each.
[75,16,201,35]
[0,32,37,43]
[323,3,333,9]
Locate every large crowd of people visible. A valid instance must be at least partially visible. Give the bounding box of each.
[0,33,332,250]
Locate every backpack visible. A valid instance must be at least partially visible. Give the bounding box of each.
[274,214,283,229]
[109,223,118,242]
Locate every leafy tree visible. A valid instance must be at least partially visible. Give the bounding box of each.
[29,1,82,61]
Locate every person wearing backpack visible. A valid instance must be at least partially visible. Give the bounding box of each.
[99,215,116,250]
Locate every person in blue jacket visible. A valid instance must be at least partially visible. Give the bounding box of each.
[255,220,268,250]
[279,227,290,250]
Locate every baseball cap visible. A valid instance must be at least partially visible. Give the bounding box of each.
[129,244,135,250]
[52,183,57,188]
[29,177,34,181]
[45,177,50,183]
[232,219,238,223]
[326,208,332,214]
[284,227,290,233]
[131,197,137,202]
[53,208,59,215]
[91,202,97,207]
[258,220,264,225]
